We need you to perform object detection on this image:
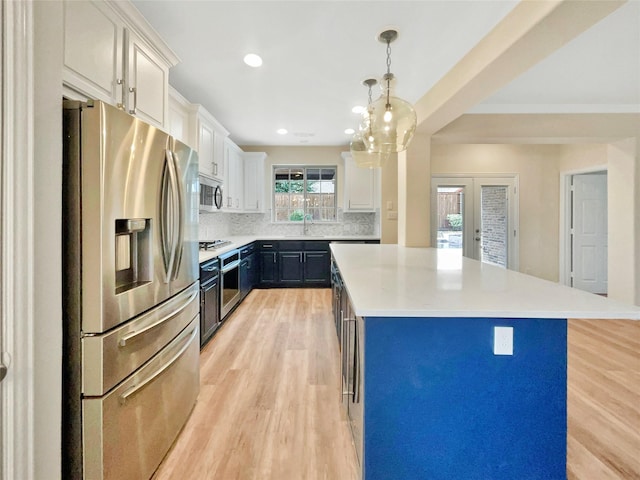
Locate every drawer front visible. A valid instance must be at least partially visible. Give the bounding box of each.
[304,240,330,251]
[279,240,304,251]
[258,240,278,250]
[82,282,199,396]
[240,242,256,257]
[83,318,200,480]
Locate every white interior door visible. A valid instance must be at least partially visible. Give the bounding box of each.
[432,176,518,269]
[572,172,608,294]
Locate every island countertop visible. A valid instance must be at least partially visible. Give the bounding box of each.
[330,243,640,320]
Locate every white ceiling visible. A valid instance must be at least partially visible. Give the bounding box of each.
[132,1,639,147]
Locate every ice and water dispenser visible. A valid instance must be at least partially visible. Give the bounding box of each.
[115,218,152,294]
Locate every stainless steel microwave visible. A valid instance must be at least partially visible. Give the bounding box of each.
[199,175,223,211]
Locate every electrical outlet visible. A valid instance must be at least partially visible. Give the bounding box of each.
[493,326,513,355]
[387,211,398,220]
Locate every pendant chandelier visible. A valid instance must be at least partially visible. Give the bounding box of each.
[350,78,390,168]
[350,29,416,168]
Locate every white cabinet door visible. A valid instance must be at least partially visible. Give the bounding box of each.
[63,1,176,129]
[197,121,215,178]
[125,29,169,128]
[224,140,244,211]
[195,107,228,181]
[63,1,125,106]
[168,87,193,146]
[342,153,378,211]
[212,128,226,182]
[244,153,267,213]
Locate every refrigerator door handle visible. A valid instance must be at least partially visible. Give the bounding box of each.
[119,323,198,405]
[161,150,179,283]
[168,151,184,281]
[118,288,198,347]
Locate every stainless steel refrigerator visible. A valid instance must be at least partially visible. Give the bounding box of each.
[62,100,200,480]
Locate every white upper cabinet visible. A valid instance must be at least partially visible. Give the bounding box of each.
[243,153,267,213]
[63,1,124,104]
[224,139,244,211]
[195,106,228,182]
[342,152,380,212]
[168,86,195,147]
[124,28,169,128]
[62,0,178,129]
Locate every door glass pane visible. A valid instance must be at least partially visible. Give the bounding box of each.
[480,186,508,268]
[436,187,464,254]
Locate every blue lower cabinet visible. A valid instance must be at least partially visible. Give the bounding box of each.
[357,316,567,480]
[279,252,304,284]
[303,251,330,284]
[259,251,278,284]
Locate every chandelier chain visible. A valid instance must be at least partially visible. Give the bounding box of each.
[386,40,392,76]
[385,39,392,108]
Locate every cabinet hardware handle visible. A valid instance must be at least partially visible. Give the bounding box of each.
[273,253,276,263]
[128,87,137,115]
[299,252,303,263]
[213,162,217,176]
[116,78,125,109]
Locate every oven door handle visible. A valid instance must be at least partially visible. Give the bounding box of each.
[221,259,240,272]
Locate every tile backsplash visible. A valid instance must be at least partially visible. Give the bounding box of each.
[199,209,378,240]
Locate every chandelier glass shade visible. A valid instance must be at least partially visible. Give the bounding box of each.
[363,74,417,154]
[349,79,389,168]
[348,29,416,168]
[350,130,389,168]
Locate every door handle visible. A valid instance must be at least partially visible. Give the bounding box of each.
[0,364,7,383]
[128,86,137,115]
[168,151,184,280]
[475,237,481,241]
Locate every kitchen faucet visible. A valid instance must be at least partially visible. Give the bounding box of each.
[303,212,311,235]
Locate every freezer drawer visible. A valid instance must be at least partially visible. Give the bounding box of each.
[82,282,199,396]
[82,318,200,480]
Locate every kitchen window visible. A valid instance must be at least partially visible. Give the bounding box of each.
[273,166,337,222]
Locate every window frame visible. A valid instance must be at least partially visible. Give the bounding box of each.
[272,165,338,223]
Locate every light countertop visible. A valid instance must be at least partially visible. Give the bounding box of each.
[330,244,640,320]
[198,235,380,263]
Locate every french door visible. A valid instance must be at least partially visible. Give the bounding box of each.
[431,176,518,269]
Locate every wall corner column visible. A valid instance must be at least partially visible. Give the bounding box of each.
[607,137,637,305]
[398,134,431,247]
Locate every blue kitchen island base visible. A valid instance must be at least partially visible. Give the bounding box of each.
[363,316,567,480]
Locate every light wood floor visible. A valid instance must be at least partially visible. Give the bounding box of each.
[154,289,640,480]
[567,319,640,479]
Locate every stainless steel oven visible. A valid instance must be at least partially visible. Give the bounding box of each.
[219,249,241,319]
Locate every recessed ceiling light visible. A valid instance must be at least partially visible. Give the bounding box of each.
[243,53,263,67]
[352,106,365,114]
[344,128,355,135]
[277,128,288,135]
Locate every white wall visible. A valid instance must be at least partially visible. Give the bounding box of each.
[607,139,637,304]
[431,143,562,281]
